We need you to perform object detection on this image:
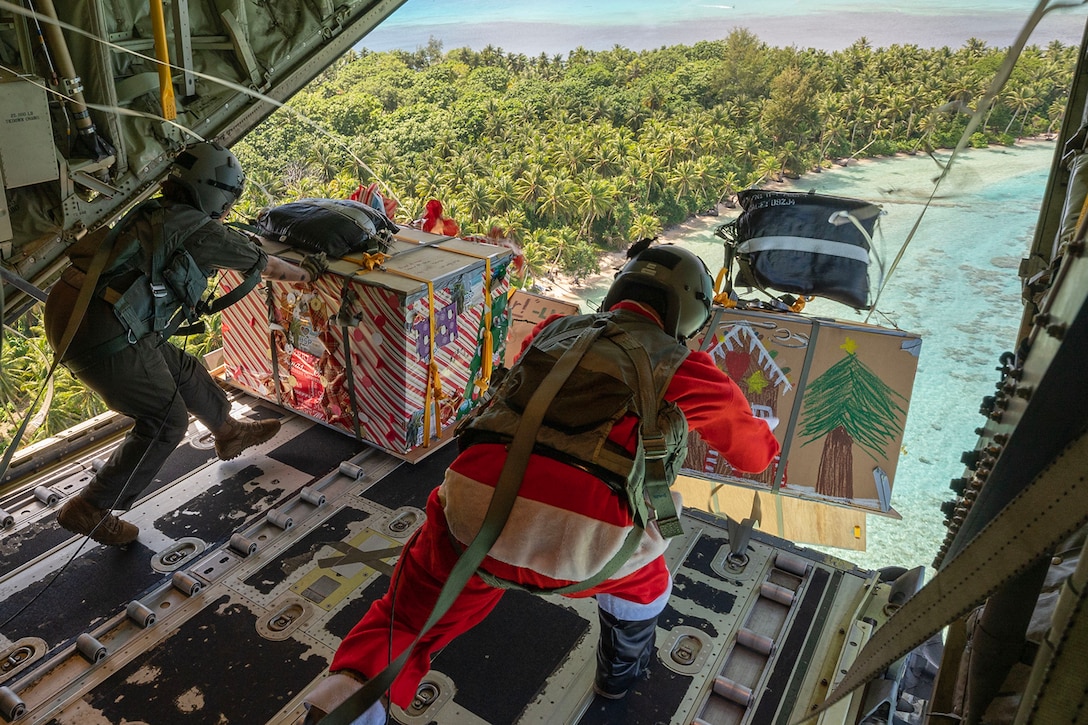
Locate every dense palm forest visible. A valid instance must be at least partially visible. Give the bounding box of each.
[1,31,1076,450]
[234,31,1075,280]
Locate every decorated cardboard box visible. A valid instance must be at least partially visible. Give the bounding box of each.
[220,228,513,459]
[503,290,581,366]
[682,306,921,517]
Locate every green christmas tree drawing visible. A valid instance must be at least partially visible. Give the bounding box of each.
[799,337,907,499]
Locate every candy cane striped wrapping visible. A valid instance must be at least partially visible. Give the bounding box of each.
[221,247,513,455]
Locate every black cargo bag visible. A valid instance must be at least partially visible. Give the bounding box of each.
[256,198,398,258]
[722,190,882,309]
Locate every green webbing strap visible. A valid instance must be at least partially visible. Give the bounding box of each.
[340,324,363,441]
[623,332,682,538]
[320,320,611,725]
[0,215,132,481]
[476,523,645,596]
[203,264,261,315]
[147,205,171,332]
[797,429,1088,724]
[172,263,262,337]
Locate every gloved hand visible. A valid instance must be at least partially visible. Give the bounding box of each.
[300,252,329,282]
[751,405,779,433]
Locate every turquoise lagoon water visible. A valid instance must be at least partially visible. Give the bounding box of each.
[356,3,1072,572]
[554,143,1056,573]
[361,0,1086,54]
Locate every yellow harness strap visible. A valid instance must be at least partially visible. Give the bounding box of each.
[393,271,444,447]
[713,267,737,308]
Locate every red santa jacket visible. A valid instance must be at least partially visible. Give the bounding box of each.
[438,301,780,598]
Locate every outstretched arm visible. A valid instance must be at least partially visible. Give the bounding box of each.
[262,255,312,282]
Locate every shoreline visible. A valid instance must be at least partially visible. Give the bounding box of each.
[362,11,1084,56]
[536,137,1057,309]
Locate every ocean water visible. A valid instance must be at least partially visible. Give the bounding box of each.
[551,143,1056,573]
[357,3,1070,573]
[362,0,1086,54]
[690,144,1057,572]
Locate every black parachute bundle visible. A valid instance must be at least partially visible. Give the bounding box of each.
[256,198,398,258]
[718,189,882,309]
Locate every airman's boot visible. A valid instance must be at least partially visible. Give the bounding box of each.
[594,609,658,699]
[294,671,387,725]
[57,495,139,546]
[213,417,281,461]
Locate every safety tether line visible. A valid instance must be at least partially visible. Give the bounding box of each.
[865,0,1082,322]
[795,427,1088,724]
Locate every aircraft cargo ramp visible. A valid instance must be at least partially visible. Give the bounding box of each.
[0,392,924,725]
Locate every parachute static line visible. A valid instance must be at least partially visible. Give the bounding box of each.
[863,0,1087,324]
[797,2,1088,721]
[0,0,402,212]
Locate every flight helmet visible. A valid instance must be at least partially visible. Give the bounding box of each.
[602,244,714,341]
[167,141,246,219]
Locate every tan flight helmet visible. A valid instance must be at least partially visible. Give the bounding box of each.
[602,244,714,341]
[168,141,246,219]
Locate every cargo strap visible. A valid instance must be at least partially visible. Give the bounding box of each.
[398,272,448,448]
[799,429,1088,724]
[321,319,612,725]
[441,248,496,395]
[340,321,363,441]
[266,285,285,408]
[0,213,130,480]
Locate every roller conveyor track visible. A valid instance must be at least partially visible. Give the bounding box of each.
[0,392,910,725]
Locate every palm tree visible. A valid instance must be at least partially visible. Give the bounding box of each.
[628,213,662,242]
[537,174,573,226]
[460,180,492,223]
[575,178,617,237]
[492,177,518,214]
[668,159,698,204]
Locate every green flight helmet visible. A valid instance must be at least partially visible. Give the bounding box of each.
[602,244,714,341]
[168,141,246,219]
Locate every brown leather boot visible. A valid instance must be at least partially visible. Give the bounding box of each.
[57,495,139,546]
[213,418,281,461]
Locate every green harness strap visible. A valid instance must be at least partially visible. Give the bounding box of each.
[619,328,684,539]
[0,213,139,480]
[321,319,611,725]
[473,323,683,595]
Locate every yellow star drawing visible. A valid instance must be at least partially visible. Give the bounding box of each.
[746,369,770,394]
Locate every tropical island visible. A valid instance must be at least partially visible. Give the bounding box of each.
[234,30,1075,282]
[1,31,1076,450]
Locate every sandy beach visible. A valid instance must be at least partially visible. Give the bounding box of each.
[538,136,1058,311]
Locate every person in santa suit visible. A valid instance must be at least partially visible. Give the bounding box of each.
[297,244,780,724]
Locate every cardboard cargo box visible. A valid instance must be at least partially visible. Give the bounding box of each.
[503,290,581,366]
[682,306,921,516]
[221,229,513,459]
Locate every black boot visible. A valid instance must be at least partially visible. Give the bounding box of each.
[594,608,658,699]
